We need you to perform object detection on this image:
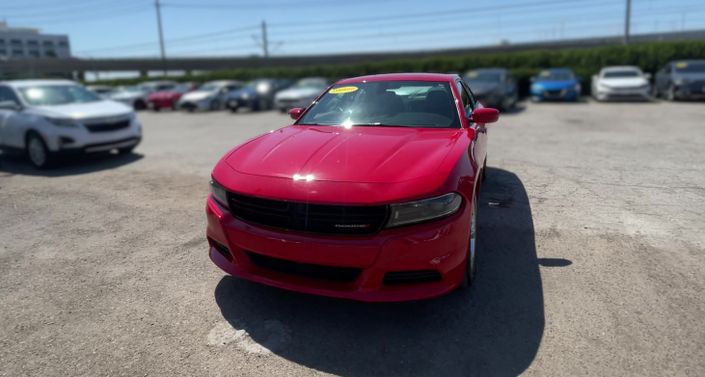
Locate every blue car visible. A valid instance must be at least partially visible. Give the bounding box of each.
[530,68,581,102]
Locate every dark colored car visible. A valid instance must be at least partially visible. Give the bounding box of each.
[225,79,292,112]
[463,68,518,110]
[654,60,705,101]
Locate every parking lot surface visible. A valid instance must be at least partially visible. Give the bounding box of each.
[1,101,704,376]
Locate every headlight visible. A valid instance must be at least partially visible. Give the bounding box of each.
[531,84,544,92]
[43,116,79,128]
[210,179,229,209]
[674,78,689,86]
[386,193,462,228]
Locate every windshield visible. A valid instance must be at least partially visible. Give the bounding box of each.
[19,85,101,106]
[465,71,502,83]
[674,62,705,73]
[297,80,460,129]
[294,78,328,89]
[538,70,575,81]
[603,70,641,78]
[198,84,221,91]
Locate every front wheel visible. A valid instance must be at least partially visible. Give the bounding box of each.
[461,197,478,288]
[26,132,52,169]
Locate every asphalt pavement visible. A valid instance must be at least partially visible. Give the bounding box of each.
[1,101,704,376]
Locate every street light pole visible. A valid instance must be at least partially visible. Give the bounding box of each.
[261,20,269,58]
[624,0,631,45]
[155,0,167,75]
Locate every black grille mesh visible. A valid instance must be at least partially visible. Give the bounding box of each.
[227,192,388,235]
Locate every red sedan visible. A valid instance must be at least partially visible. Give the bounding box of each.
[146,83,194,111]
[206,73,499,302]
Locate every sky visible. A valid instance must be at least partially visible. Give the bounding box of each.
[1,0,704,58]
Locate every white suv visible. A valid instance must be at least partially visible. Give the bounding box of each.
[0,80,142,168]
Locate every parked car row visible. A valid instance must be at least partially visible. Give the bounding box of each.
[83,78,333,114]
[462,60,705,106]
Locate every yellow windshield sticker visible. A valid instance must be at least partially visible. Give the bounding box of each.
[329,86,359,94]
[676,62,688,69]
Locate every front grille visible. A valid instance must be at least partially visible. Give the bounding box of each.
[227,192,388,235]
[246,251,361,282]
[85,119,130,133]
[383,270,442,285]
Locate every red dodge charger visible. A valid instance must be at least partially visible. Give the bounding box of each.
[206,73,499,302]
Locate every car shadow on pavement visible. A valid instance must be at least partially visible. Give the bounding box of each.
[0,152,143,177]
[214,167,543,377]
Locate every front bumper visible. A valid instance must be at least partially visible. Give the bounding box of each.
[44,118,142,153]
[595,87,651,101]
[531,88,579,101]
[674,82,705,99]
[205,196,470,302]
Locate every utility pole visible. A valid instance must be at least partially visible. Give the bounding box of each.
[261,20,269,58]
[155,0,167,75]
[624,0,631,45]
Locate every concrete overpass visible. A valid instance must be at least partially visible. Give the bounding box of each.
[1,29,704,79]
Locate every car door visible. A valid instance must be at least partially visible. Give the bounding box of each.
[456,80,487,177]
[0,86,26,149]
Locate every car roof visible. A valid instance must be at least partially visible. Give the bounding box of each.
[2,79,77,88]
[336,73,457,84]
[602,66,641,72]
[466,68,507,73]
[671,59,705,64]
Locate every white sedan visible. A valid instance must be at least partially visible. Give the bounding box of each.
[0,80,142,168]
[592,66,652,101]
[177,80,242,111]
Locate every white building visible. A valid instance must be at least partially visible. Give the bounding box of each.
[0,21,71,59]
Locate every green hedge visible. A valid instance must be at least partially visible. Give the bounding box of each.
[94,40,705,96]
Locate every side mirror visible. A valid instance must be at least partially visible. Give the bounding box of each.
[0,100,21,111]
[471,107,499,124]
[289,107,304,120]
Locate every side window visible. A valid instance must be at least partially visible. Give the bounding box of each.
[455,80,474,116]
[0,86,20,104]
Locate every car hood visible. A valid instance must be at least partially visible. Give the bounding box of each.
[533,80,577,90]
[181,90,215,101]
[599,77,648,88]
[674,73,705,81]
[29,100,133,119]
[468,81,500,95]
[225,125,462,184]
[275,87,324,100]
[110,92,145,100]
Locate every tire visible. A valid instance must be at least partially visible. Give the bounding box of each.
[134,100,147,111]
[151,106,160,112]
[26,132,53,169]
[229,105,239,113]
[460,196,478,288]
[210,100,221,111]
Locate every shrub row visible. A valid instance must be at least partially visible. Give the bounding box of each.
[94,40,705,96]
